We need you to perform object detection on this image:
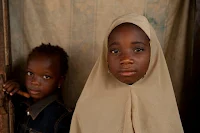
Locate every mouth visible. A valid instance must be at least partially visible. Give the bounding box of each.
[28,88,40,95]
[119,70,136,76]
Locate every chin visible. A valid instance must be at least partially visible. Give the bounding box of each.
[125,81,134,85]
[119,78,135,85]
[120,80,134,85]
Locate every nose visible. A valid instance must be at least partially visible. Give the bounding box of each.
[120,51,134,64]
[31,75,40,86]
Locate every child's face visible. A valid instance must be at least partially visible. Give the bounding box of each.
[25,54,63,102]
[107,23,150,85]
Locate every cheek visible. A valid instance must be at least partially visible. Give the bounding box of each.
[43,81,57,89]
[25,76,31,86]
[107,57,119,70]
[140,56,150,72]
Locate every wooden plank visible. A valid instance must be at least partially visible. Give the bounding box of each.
[0,0,10,76]
[0,1,13,133]
[0,0,5,69]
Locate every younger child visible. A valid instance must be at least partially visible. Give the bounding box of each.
[70,14,184,133]
[2,43,72,133]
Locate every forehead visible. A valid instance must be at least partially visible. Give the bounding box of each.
[27,54,60,69]
[108,23,149,40]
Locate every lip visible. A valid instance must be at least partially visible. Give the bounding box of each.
[28,89,40,95]
[119,70,136,76]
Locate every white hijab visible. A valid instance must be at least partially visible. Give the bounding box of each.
[70,13,184,133]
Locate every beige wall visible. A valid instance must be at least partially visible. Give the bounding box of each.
[9,0,191,108]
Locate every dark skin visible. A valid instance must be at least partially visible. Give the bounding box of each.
[2,54,65,103]
[107,23,150,85]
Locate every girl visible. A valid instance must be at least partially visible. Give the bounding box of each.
[70,14,184,133]
[2,43,72,133]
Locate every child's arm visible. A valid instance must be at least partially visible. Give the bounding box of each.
[1,77,30,98]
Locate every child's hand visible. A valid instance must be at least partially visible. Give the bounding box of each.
[2,80,20,96]
[2,80,30,98]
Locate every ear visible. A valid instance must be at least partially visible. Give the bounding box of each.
[58,76,65,88]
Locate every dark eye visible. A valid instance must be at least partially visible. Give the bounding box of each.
[43,75,51,79]
[111,49,120,54]
[134,48,144,52]
[27,71,33,76]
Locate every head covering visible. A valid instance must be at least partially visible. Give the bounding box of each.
[70,13,184,133]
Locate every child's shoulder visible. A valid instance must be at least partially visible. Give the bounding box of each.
[44,100,73,116]
[43,100,73,130]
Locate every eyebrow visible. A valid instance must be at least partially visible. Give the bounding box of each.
[108,42,119,47]
[26,68,32,71]
[131,41,146,45]
[108,41,147,47]
[26,68,53,75]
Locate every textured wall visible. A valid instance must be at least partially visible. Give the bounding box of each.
[9,0,191,108]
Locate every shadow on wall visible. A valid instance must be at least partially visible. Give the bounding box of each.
[9,58,26,91]
[180,0,198,132]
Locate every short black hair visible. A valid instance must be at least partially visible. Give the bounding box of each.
[28,43,69,76]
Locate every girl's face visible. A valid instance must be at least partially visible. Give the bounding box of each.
[107,23,150,85]
[25,54,63,102]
